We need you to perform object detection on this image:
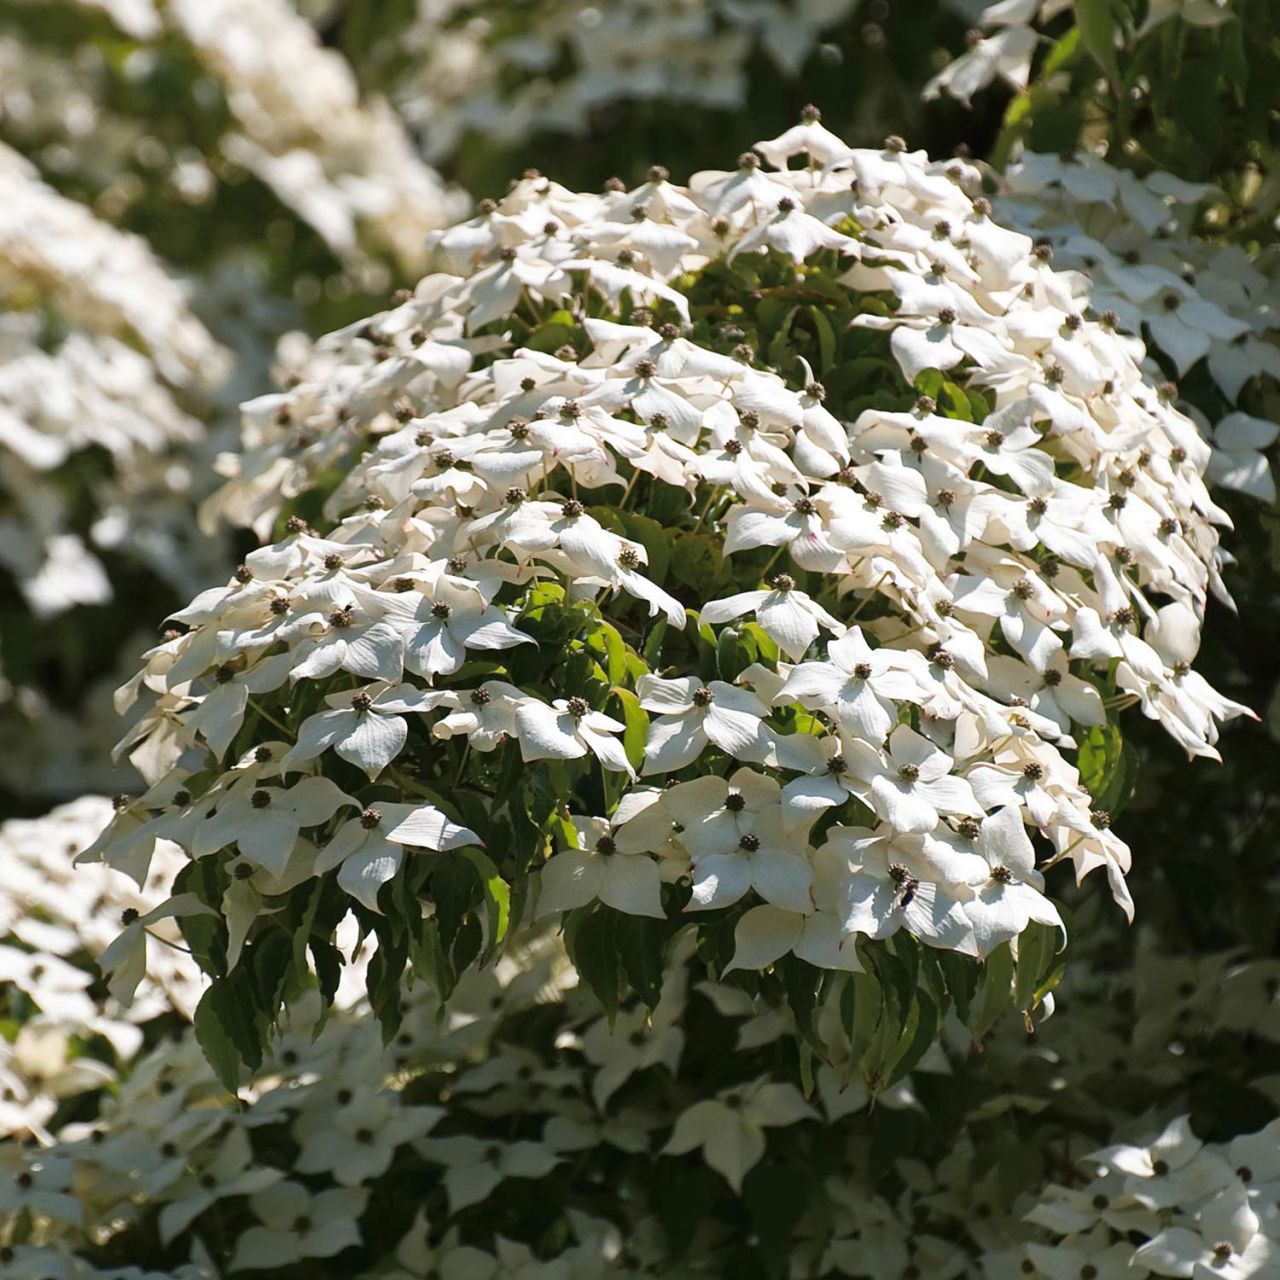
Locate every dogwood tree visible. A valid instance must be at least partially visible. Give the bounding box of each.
[1,2,1278,1277]
[77,113,1254,1102]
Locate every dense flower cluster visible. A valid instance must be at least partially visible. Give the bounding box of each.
[4,795,1280,1278]
[85,117,1251,1074]
[0,0,484,806]
[992,151,1280,506]
[1002,1115,1280,1278]
[0,3,1274,1275]
[0,143,225,606]
[0,797,204,1144]
[165,0,464,271]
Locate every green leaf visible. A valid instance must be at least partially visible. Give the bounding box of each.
[671,531,730,594]
[610,686,649,775]
[966,388,992,422]
[1075,0,1121,85]
[248,932,294,1016]
[805,305,837,374]
[1013,921,1061,1014]
[642,617,667,669]
[1042,24,1082,77]
[939,380,973,421]
[451,913,483,975]
[743,1160,818,1277]
[913,368,944,398]
[1219,11,1247,99]
[174,858,227,977]
[973,943,1015,1040]
[463,847,510,960]
[429,855,478,954]
[290,878,325,992]
[740,620,779,666]
[799,1041,816,1099]
[565,907,622,1022]
[311,939,342,1009]
[890,989,938,1087]
[936,950,979,1024]
[756,295,798,340]
[615,914,668,1009]
[1077,721,1137,815]
[524,319,578,354]
[916,947,954,1026]
[778,956,823,1051]
[193,976,265,1093]
[367,932,409,1044]
[407,918,453,1000]
[586,620,629,686]
[856,938,927,1094]
[841,970,881,1078]
[649,1165,722,1257]
[716,625,754,681]
[193,988,242,1095]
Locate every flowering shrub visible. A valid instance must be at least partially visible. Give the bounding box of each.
[2,4,1277,1276]
[0,797,204,1143]
[928,0,1254,113]
[0,0,477,805]
[1004,1114,1280,1278]
[83,113,1254,1099]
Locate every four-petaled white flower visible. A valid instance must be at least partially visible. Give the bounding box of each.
[293,1086,442,1185]
[282,682,452,779]
[514,697,634,776]
[960,806,1063,957]
[230,1181,368,1272]
[638,675,774,774]
[192,776,353,877]
[700,574,844,661]
[670,771,815,915]
[375,579,532,678]
[846,725,979,835]
[416,1135,563,1213]
[316,802,479,911]
[777,628,928,741]
[823,826,980,955]
[536,816,664,919]
[662,1077,817,1191]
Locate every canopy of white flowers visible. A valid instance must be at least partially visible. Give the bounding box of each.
[81,117,1254,1075]
[1,2,1277,1277]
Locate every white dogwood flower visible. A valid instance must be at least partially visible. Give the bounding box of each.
[282,683,451,779]
[663,1077,817,1191]
[701,574,843,660]
[316,802,478,911]
[960,806,1062,957]
[847,726,979,835]
[514,697,634,776]
[638,675,774,774]
[535,816,664,919]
